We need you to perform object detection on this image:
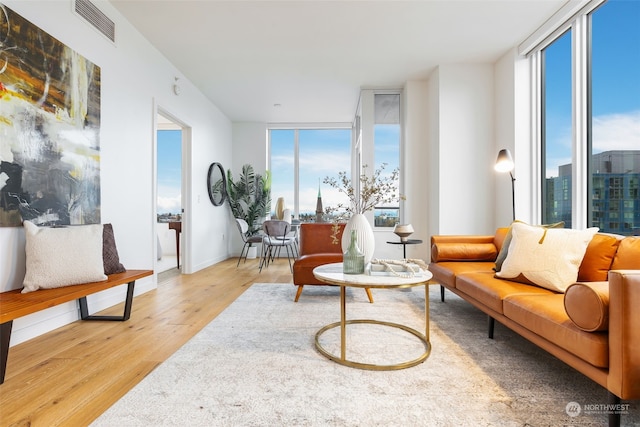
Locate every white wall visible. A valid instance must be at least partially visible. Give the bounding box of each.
[429,64,496,236]
[494,48,534,228]
[426,69,442,238]
[229,122,268,255]
[402,80,430,260]
[158,222,177,256]
[1,0,232,345]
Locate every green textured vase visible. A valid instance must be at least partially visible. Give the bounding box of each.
[343,229,365,274]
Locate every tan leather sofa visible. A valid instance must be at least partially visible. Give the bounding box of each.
[428,228,640,426]
[292,223,373,303]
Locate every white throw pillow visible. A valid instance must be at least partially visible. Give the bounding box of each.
[495,222,598,292]
[22,221,107,293]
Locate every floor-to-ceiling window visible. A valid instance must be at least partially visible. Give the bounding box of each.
[269,127,351,222]
[270,129,295,217]
[589,0,640,235]
[373,93,401,228]
[542,30,572,227]
[537,0,640,235]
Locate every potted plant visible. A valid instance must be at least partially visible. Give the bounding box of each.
[323,163,400,263]
[226,164,271,238]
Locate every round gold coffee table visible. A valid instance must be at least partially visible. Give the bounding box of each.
[313,262,432,371]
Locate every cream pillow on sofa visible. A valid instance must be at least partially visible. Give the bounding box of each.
[22,221,107,293]
[496,222,598,292]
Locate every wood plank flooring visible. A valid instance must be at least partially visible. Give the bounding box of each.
[0,258,293,426]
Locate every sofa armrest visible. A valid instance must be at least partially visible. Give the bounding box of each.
[607,270,640,400]
[430,235,498,262]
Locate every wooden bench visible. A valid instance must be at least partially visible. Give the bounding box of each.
[0,269,153,384]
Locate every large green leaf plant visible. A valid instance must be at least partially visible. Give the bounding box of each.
[226,164,271,236]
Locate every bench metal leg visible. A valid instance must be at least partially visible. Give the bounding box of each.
[0,321,13,384]
[79,281,136,321]
[440,285,445,302]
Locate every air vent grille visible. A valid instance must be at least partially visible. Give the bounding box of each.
[75,0,115,42]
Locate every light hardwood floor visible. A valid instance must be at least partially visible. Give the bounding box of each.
[0,258,294,426]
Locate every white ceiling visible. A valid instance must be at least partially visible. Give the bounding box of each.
[110,0,567,124]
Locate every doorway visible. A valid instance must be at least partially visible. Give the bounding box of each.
[156,112,184,274]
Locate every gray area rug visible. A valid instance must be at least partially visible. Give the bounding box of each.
[93,284,639,426]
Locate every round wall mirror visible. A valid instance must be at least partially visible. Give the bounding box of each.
[207,162,227,206]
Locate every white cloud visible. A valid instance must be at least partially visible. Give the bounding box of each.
[271,153,294,169]
[545,110,640,177]
[592,110,640,152]
[157,195,181,214]
[299,151,350,175]
[157,182,181,214]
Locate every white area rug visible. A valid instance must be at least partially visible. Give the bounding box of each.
[93,284,639,426]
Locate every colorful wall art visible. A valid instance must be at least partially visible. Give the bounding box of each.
[0,3,101,227]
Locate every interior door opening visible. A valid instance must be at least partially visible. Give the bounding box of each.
[156,113,183,274]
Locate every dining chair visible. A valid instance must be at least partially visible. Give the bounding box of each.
[260,220,296,272]
[235,218,263,267]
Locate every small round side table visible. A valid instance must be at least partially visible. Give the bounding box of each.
[387,239,423,259]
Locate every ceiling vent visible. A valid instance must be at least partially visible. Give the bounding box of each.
[74,0,115,43]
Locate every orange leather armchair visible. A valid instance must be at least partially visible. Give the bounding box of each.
[292,223,373,303]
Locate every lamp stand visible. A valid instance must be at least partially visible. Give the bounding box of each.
[510,171,515,221]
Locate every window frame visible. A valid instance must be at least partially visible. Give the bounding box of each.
[525,0,607,228]
[267,123,353,221]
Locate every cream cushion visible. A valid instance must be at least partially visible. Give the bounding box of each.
[496,222,598,293]
[22,221,107,293]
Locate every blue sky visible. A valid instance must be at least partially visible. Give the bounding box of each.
[157,130,182,214]
[270,129,352,215]
[544,0,640,178]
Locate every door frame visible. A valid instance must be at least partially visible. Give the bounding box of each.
[153,103,193,274]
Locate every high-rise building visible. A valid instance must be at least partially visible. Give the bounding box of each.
[545,150,640,235]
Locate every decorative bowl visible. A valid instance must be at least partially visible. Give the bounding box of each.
[393,224,414,242]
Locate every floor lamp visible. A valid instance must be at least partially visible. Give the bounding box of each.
[495,149,516,221]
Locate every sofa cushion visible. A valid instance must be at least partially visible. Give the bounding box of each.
[103,223,126,275]
[293,254,343,285]
[493,227,510,253]
[496,222,598,292]
[577,233,621,282]
[22,221,108,293]
[611,236,640,270]
[564,282,609,332]
[456,271,554,314]
[294,253,344,268]
[494,221,565,272]
[428,262,495,289]
[503,293,609,368]
[430,242,497,262]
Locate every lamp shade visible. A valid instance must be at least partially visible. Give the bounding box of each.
[495,149,514,173]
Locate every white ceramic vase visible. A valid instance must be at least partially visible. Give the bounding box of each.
[275,197,285,220]
[341,213,375,264]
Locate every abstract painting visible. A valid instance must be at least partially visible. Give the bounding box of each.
[0,3,101,227]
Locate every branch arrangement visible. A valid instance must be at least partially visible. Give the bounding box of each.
[323,163,401,217]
